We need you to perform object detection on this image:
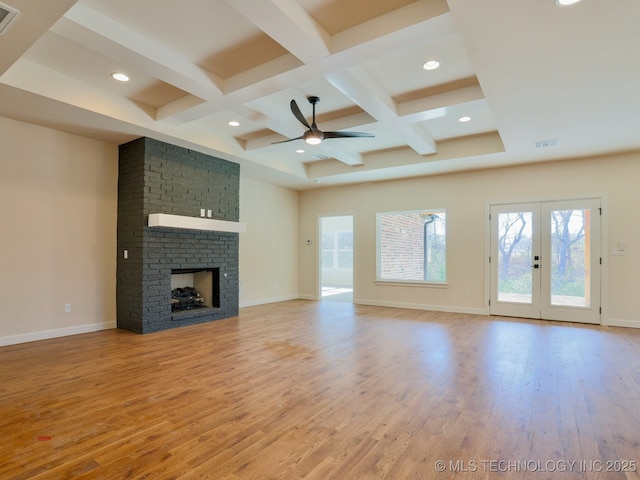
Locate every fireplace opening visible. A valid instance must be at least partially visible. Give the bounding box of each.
[171,268,220,314]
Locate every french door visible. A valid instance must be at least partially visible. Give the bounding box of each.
[490,199,601,324]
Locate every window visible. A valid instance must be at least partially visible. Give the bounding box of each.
[377,209,446,283]
[322,231,353,269]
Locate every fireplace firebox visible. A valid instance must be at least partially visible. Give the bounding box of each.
[170,268,220,317]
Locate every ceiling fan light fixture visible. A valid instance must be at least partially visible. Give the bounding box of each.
[304,130,323,145]
[271,96,374,146]
[305,137,322,145]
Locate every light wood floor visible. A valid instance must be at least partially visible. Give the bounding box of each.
[2,300,640,479]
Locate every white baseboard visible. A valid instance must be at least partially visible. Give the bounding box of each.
[240,296,487,316]
[0,321,117,347]
[239,294,301,308]
[603,318,640,329]
[355,298,488,315]
[297,294,317,301]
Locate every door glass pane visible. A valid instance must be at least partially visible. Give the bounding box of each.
[497,212,533,303]
[550,209,590,307]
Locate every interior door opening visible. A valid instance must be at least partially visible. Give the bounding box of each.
[320,215,353,303]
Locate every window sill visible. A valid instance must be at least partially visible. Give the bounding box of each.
[375,280,448,288]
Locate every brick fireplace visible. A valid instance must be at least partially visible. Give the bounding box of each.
[117,137,240,333]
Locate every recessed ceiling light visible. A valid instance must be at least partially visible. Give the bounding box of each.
[556,0,581,5]
[111,72,129,82]
[423,60,440,71]
[296,149,305,153]
[458,116,471,123]
[228,121,240,127]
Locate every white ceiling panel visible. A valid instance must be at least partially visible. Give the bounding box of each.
[0,0,638,189]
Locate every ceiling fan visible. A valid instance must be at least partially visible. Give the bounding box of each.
[274,96,374,145]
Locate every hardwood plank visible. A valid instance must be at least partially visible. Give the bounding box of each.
[1,300,640,479]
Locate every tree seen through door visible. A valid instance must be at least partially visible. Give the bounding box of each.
[497,209,589,306]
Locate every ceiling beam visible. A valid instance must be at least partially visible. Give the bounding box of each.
[54,3,223,102]
[319,143,364,166]
[224,0,331,64]
[150,4,459,125]
[327,67,436,155]
[305,132,504,179]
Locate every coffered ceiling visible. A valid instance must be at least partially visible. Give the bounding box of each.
[1,0,639,189]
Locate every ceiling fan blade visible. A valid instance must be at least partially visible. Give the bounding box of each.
[290,100,311,129]
[271,135,304,144]
[323,131,375,139]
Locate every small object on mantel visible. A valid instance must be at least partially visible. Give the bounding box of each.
[148,213,247,233]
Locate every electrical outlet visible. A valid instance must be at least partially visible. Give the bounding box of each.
[200,208,205,217]
[207,209,212,218]
[64,304,71,313]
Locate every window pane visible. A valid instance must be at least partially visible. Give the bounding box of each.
[550,209,589,307]
[321,232,334,250]
[337,251,353,269]
[497,212,533,303]
[424,214,446,282]
[321,251,334,268]
[337,232,353,250]
[378,210,446,282]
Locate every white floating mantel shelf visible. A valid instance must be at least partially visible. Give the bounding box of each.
[148,213,247,233]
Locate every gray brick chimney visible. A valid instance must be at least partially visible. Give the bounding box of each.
[117,138,240,333]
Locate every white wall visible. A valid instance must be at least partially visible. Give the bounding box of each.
[3,113,638,345]
[239,176,299,307]
[0,117,118,345]
[299,152,640,327]
[0,117,301,345]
